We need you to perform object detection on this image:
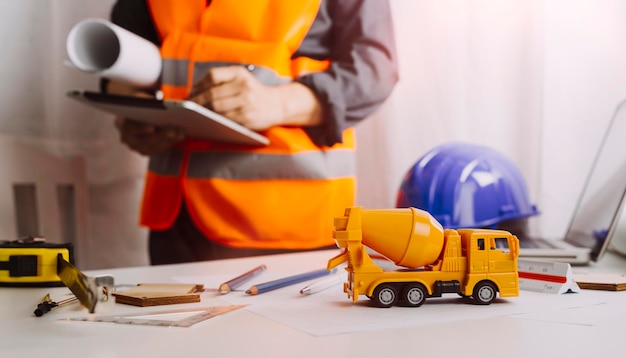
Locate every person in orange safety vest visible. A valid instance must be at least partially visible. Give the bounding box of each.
[106,0,398,265]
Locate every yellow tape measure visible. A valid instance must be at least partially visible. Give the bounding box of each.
[0,237,72,286]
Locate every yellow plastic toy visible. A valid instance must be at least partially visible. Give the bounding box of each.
[327,206,520,307]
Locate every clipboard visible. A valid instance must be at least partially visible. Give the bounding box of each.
[67,90,270,146]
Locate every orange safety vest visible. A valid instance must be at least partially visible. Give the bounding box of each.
[144,0,356,249]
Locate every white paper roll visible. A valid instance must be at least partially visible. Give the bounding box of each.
[66,18,161,88]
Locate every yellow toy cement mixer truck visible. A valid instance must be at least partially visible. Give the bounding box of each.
[327,206,519,307]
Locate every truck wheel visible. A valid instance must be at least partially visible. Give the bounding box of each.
[372,284,397,308]
[472,281,497,305]
[402,283,427,307]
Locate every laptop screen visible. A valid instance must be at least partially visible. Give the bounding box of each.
[565,99,626,261]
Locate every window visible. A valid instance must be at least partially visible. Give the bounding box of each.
[477,238,485,250]
[494,238,510,253]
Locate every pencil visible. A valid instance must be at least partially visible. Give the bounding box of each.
[218,264,267,294]
[299,273,344,295]
[245,268,336,295]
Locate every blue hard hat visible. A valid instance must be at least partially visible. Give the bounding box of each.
[396,142,539,229]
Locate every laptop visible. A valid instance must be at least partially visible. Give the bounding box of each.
[67,90,270,146]
[514,99,626,265]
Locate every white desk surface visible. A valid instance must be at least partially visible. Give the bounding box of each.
[2,249,626,358]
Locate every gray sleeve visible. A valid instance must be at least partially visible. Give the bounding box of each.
[296,0,399,146]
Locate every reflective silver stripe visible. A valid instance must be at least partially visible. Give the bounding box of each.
[161,59,290,88]
[186,150,356,180]
[148,150,184,176]
[162,59,189,87]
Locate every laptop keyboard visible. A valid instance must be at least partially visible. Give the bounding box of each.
[518,238,559,249]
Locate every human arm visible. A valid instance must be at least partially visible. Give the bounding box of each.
[187,66,323,131]
[113,116,185,157]
[105,80,185,157]
[295,0,399,146]
[187,0,399,141]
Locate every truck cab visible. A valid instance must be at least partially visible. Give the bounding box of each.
[459,229,520,300]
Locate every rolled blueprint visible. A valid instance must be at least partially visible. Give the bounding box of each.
[66,18,161,87]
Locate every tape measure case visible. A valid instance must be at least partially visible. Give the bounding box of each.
[0,239,73,287]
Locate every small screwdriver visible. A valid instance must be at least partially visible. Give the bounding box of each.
[34,293,78,317]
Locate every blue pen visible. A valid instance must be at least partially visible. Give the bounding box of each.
[245,268,336,295]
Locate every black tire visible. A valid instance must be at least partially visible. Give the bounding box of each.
[402,283,427,307]
[472,281,497,305]
[372,284,397,308]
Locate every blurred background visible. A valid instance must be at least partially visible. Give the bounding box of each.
[1,0,625,269]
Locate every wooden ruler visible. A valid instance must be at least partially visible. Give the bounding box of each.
[62,305,246,328]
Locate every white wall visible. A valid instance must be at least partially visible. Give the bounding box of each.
[357,0,626,239]
[0,0,149,269]
[1,0,625,268]
[539,1,626,236]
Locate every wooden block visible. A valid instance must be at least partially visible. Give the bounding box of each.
[113,283,204,307]
[573,274,626,291]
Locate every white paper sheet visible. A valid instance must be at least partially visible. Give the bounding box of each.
[175,272,613,337]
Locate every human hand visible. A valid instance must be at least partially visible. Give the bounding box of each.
[188,66,285,131]
[114,117,185,156]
